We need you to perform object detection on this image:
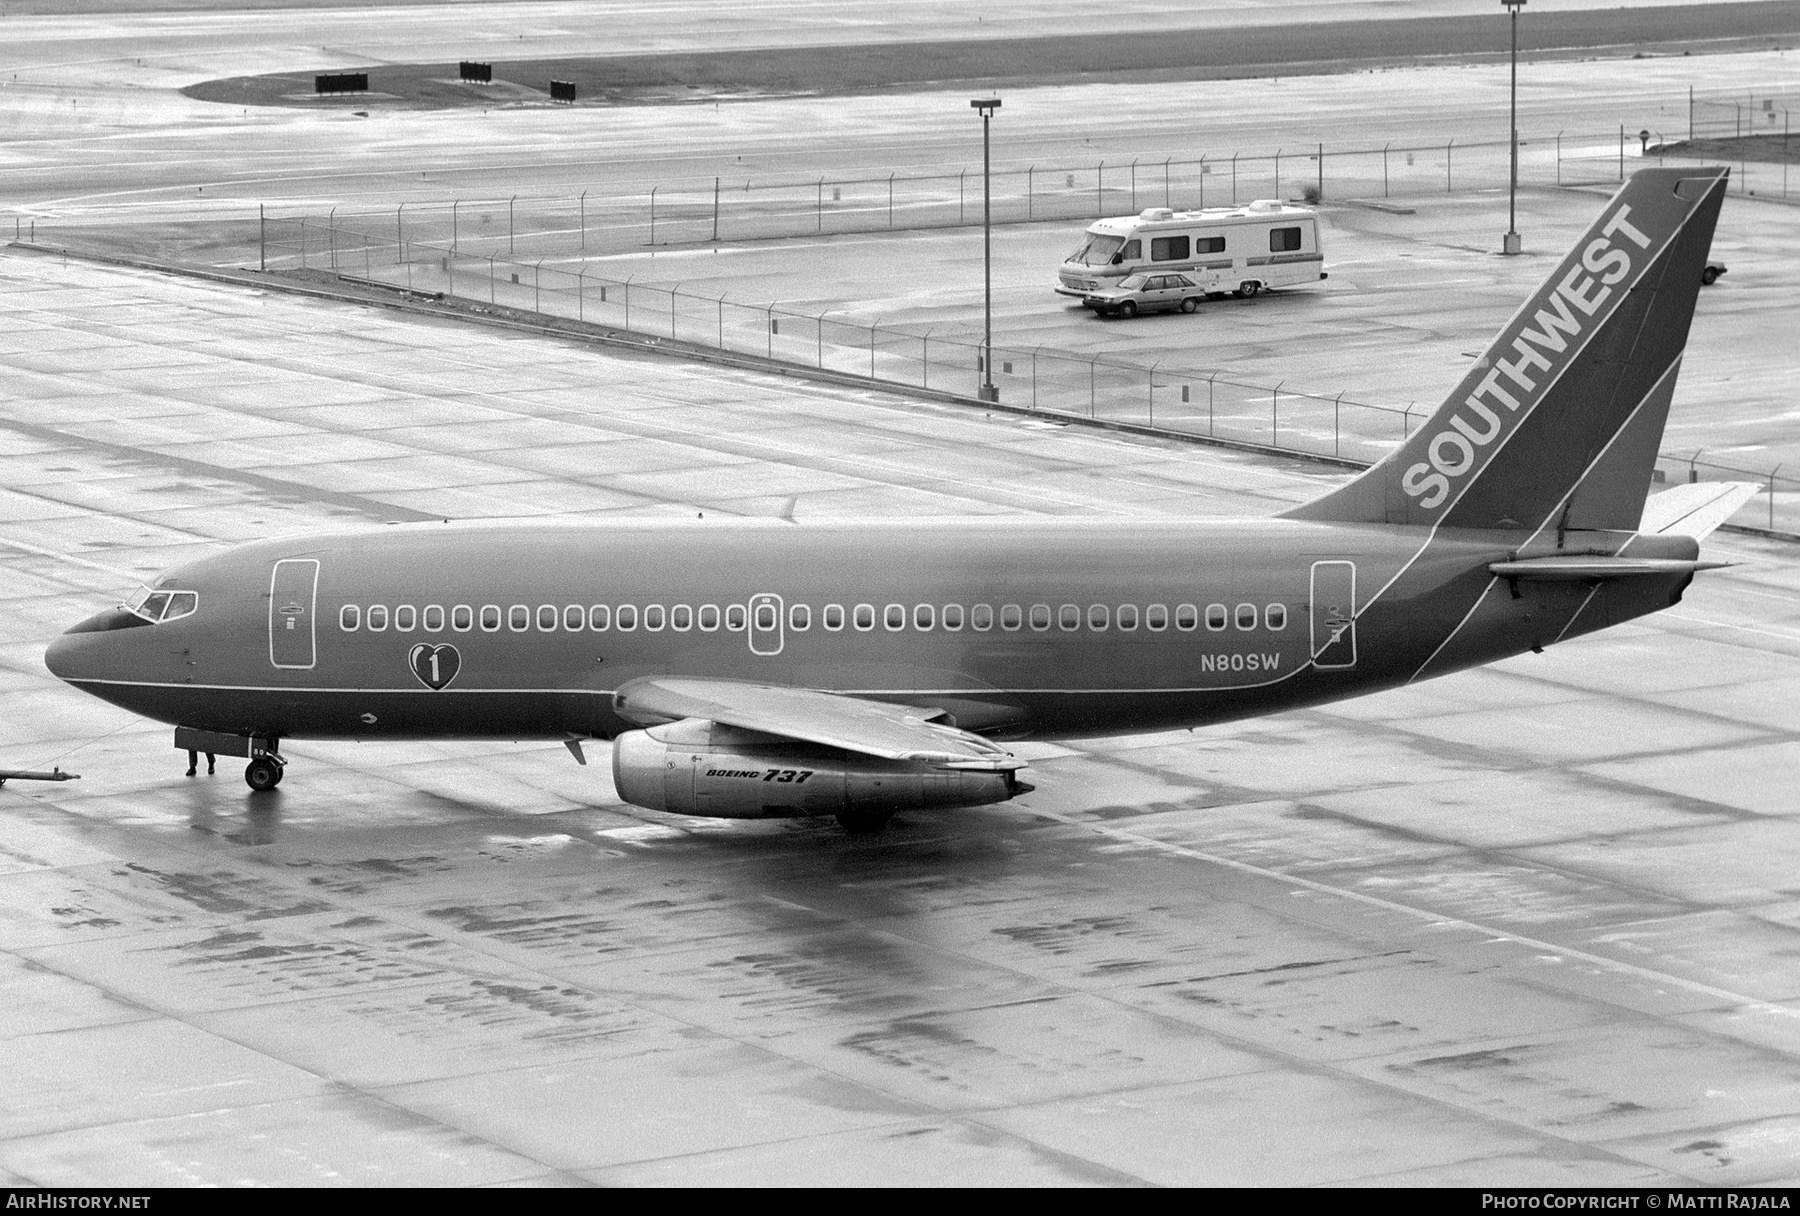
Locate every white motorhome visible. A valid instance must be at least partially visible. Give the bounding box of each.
[1055,200,1327,304]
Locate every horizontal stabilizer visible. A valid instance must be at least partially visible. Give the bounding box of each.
[1637,481,1761,539]
[1488,555,1728,580]
[613,676,1025,770]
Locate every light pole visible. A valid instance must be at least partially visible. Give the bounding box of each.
[1503,0,1526,255]
[972,97,1001,402]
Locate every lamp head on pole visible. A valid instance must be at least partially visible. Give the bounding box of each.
[1501,0,1525,11]
[970,98,1001,117]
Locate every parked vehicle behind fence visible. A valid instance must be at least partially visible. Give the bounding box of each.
[1057,200,1327,308]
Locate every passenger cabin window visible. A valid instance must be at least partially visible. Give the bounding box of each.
[824,604,845,631]
[564,605,584,631]
[1030,604,1052,631]
[754,603,776,631]
[424,605,445,632]
[617,605,638,631]
[1236,604,1258,630]
[854,604,875,631]
[1270,226,1302,252]
[508,605,529,632]
[914,604,934,630]
[671,605,692,631]
[971,604,994,631]
[1265,603,1287,630]
[367,605,388,632]
[1117,604,1138,631]
[789,604,810,631]
[1197,235,1226,254]
[726,604,746,631]
[482,605,502,632]
[1150,235,1189,262]
[1088,604,1109,631]
[589,604,611,631]
[645,605,666,631]
[1146,604,1168,631]
[885,604,906,631]
[1176,604,1199,631]
[537,605,558,631]
[395,605,416,631]
[1205,604,1228,631]
[1001,604,1023,631]
[1058,605,1080,631]
[699,605,720,631]
[942,604,964,631]
[452,605,473,632]
[340,604,359,631]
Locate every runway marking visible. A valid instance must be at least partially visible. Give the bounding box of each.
[0,536,145,581]
[1031,805,1800,1021]
[1663,611,1800,646]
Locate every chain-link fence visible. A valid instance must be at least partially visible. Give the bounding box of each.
[262,213,1798,535]
[259,127,1677,267]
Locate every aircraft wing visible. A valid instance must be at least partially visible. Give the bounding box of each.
[611,676,1025,771]
[1639,481,1761,539]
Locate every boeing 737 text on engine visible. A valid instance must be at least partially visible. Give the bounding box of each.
[44,168,1755,833]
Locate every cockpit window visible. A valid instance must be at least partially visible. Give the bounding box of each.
[121,585,198,624]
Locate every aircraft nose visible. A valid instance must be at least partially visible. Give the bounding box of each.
[45,607,147,684]
[44,630,87,683]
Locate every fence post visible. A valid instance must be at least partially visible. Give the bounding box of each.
[1231,152,1238,204]
[959,170,966,224]
[1275,147,1281,199]
[298,218,307,270]
[718,294,725,349]
[1556,131,1562,185]
[870,323,877,378]
[766,304,774,358]
[1334,391,1343,457]
[446,246,452,296]
[1148,361,1157,427]
[713,177,720,241]
[817,178,823,233]
[1272,380,1282,446]
[259,204,266,271]
[1208,373,1216,434]
[1618,125,1624,182]
[328,208,336,270]
[1403,402,1414,437]
[1688,85,1694,141]
[577,268,585,321]
[1032,346,1039,410]
[889,172,894,228]
[508,195,515,254]
[1097,162,1104,217]
[650,186,657,245]
[1130,158,1137,213]
[624,275,632,329]
[816,309,824,368]
[1089,356,1096,417]
[396,202,405,264]
[1317,141,1324,200]
[580,191,586,250]
[671,284,678,339]
[923,326,932,388]
[1772,464,1782,531]
[451,200,459,254]
[1164,157,1171,207]
[535,258,544,312]
[1027,166,1033,220]
[1446,138,1453,192]
[364,236,370,280]
[1199,154,1206,207]
[488,254,496,304]
[1383,142,1390,197]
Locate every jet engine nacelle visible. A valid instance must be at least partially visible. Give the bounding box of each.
[610,719,1024,819]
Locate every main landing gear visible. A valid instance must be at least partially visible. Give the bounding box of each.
[245,754,286,792]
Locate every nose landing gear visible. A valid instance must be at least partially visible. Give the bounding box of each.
[245,754,286,792]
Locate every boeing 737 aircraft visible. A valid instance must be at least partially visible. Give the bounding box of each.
[44,166,1753,832]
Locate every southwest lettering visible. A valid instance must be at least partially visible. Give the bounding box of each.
[1450,398,1503,444]
[1429,429,1475,476]
[1470,367,1521,411]
[1518,291,1583,354]
[1601,203,1652,248]
[1582,236,1631,285]
[1496,337,1553,392]
[1402,462,1449,508]
[1557,265,1611,315]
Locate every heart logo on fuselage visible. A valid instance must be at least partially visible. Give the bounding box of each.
[409,643,460,690]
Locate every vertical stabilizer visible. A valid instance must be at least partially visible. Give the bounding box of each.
[1286,167,1729,533]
